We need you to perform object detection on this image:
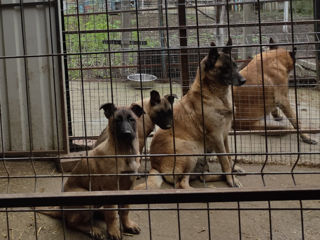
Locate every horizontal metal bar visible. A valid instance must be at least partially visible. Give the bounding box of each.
[0,1,56,8]
[2,151,320,161]
[63,20,320,34]
[2,207,320,213]
[1,40,319,60]
[62,0,296,17]
[229,129,320,135]
[0,170,319,180]
[0,187,319,207]
[69,129,320,140]
[2,151,320,163]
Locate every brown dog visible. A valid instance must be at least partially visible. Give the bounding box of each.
[94,90,176,153]
[135,39,246,190]
[41,103,144,240]
[233,38,317,144]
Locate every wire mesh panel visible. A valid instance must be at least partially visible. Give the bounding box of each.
[1,0,320,240]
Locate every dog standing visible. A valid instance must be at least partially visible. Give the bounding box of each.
[41,103,144,240]
[94,90,176,153]
[135,39,246,190]
[233,38,317,144]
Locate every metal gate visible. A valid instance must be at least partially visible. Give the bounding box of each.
[1,0,320,239]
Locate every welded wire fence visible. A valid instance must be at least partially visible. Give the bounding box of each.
[1,0,320,239]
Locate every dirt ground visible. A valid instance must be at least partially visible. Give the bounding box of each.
[1,160,320,240]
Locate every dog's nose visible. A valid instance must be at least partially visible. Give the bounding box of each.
[123,130,132,136]
[239,76,246,86]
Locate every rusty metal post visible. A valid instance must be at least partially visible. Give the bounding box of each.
[178,0,189,95]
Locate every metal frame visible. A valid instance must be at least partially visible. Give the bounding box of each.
[0,0,320,239]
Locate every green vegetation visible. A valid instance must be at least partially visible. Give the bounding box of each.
[293,0,313,16]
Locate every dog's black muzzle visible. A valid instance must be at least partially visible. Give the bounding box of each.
[118,122,136,141]
[232,73,246,86]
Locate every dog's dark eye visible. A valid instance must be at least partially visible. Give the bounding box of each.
[116,116,123,122]
[128,116,135,122]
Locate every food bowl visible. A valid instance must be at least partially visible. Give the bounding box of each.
[127,73,157,89]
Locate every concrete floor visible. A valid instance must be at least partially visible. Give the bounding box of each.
[0,161,320,240]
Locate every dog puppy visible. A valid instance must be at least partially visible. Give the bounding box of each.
[135,39,246,190]
[41,103,144,240]
[233,38,317,144]
[94,90,177,153]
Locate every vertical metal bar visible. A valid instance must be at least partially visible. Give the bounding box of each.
[19,0,38,191]
[158,0,167,79]
[194,0,207,179]
[121,0,131,77]
[289,0,301,185]
[314,0,320,85]
[48,0,61,163]
[0,96,10,240]
[73,5,95,237]
[299,200,305,240]
[268,200,273,240]
[225,0,238,184]
[178,0,189,95]
[60,4,73,141]
[206,202,212,240]
[132,3,154,240]
[19,1,39,238]
[104,0,118,193]
[51,2,67,239]
[74,0,91,190]
[237,201,242,240]
[163,0,180,238]
[256,0,269,187]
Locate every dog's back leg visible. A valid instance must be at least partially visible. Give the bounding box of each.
[134,168,164,190]
[276,96,317,144]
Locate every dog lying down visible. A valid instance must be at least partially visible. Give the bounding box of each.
[40,103,144,240]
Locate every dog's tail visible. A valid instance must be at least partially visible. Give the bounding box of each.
[36,206,63,219]
[134,168,163,190]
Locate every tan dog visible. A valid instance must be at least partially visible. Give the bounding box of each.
[41,103,144,240]
[135,39,246,190]
[233,38,317,144]
[94,90,177,153]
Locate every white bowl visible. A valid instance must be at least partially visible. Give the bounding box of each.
[127,73,157,89]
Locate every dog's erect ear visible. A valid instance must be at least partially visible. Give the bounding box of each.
[269,37,278,50]
[164,94,178,105]
[205,42,219,71]
[100,103,117,119]
[289,47,297,60]
[208,42,218,59]
[222,38,232,54]
[130,104,145,118]
[150,90,161,106]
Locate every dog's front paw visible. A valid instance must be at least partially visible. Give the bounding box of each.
[227,176,242,188]
[123,220,141,234]
[107,227,122,240]
[90,227,106,240]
